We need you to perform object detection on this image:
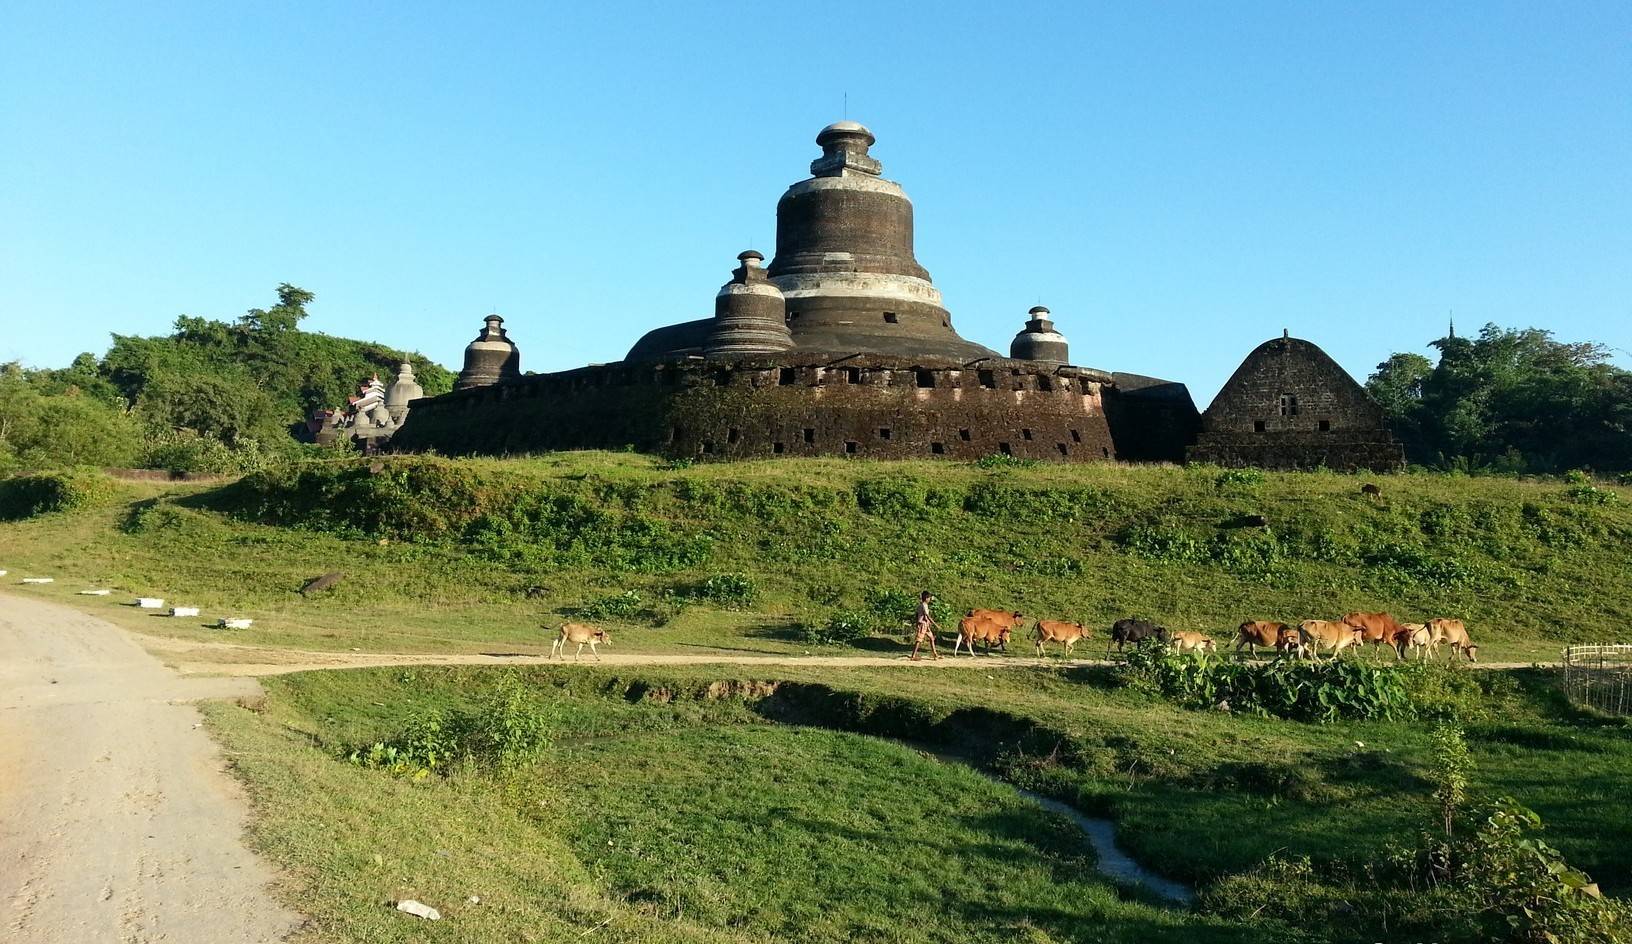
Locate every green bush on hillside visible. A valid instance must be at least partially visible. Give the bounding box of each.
[1118,645,1500,723]
[0,468,116,520]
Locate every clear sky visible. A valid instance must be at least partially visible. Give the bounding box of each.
[2,1,1627,406]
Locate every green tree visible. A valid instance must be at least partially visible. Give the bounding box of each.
[1368,324,1632,472]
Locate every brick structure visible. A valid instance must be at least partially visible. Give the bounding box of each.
[393,121,1200,464]
[1186,332,1404,471]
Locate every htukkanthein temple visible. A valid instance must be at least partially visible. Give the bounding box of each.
[387,121,1401,472]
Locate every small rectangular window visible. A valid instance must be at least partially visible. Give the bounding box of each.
[779,367,796,385]
[701,442,714,455]
[773,442,785,454]
[1319,419,1331,432]
[1021,428,1033,441]
[1070,429,1081,443]
[846,366,861,383]
[727,428,740,444]
[845,440,859,455]
[978,370,996,389]
[959,428,972,442]
[803,428,816,444]
[883,311,898,324]
[999,442,1013,455]
[1038,375,1054,392]
[1254,420,1267,433]
[1279,394,1299,417]
[1057,443,1069,456]
[878,427,891,440]
[916,369,935,389]
[930,442,945,455]
[1102,446,1110,458]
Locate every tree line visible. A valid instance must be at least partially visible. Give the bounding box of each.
[0,285,452,475]
[2,292,1625,476]
[1366,324,1632,474]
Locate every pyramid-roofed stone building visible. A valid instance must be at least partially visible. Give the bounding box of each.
[1186,332,1404,472]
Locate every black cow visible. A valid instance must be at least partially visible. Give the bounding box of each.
[1108,618,1170,653]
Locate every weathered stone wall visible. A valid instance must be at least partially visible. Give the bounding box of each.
[1187,336,1404,472]
[390,354,1161,462]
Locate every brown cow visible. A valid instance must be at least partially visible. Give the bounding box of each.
[1033,620,1090,659]
[1299,620,1362,660]
[955,615,1012,656]
[1235,620,1292,658]
[551,622,610,661]
[1427,618,1478,662]
[1393,623,1432,660]
[1169,631,1216,655]
[1276,624,1310,659]
[1342,611,1408,657]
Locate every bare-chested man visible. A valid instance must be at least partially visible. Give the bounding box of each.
[910,590,941,661]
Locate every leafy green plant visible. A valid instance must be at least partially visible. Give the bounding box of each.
[573,590,644,621]
[1120,644,1415,723]
[0,468,116,520]
[1214,467,1264,489]
[801,611,872,646]
[974,452,1038,470]
[689,572,758,607]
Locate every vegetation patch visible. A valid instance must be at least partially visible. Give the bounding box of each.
[0,468,119,520]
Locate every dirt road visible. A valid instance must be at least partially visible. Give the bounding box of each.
[0,593,301,944]
[125,630,1543,677]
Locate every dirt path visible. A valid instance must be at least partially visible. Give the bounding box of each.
[122,628,1544,676]
[0,594,301,944]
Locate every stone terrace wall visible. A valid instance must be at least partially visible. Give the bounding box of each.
[391,354,1150,462]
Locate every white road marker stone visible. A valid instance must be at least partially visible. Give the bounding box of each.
[78,589,113,595]
[21,577,54,584]
[136,597,165,608]
[169,606,201,618]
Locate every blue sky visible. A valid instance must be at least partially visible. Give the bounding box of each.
[2,1,1627,406]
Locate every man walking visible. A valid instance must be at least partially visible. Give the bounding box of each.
[910,590,940,661]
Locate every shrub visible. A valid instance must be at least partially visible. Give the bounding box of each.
[1565,483,1618,505]
[348,677,556,777]
[801,611,872,646]
[0,468,115,520]
[572,590,644,621]
[689,572,758,607]
[1214,467,1264,489]
[863,588,953,633]
[1617,471,1632,487]
[1120,644,1415,723]
[974,453,1038,470]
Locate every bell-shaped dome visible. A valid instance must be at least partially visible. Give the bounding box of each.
[385,361,423,414]
[455,315,522,390]
[1010,306,1070,363]
[764,121,996,360]
[704,250,793,356]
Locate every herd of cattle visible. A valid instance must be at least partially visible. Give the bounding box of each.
[953,609,1479,662]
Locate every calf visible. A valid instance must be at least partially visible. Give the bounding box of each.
[1169,631,1216,655]
[1342,611,1408,657]
[1108,618,1170,654]
[1276,624,1310,659]
[1235,620,1291,658]
[1393,623,1432,660]
[551,622,610,661]
[955,615,1011,656]
[1299,620,1362,661]
[1427,618,1478,662]
[1033,620,1090,659]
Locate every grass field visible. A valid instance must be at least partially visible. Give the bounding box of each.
[202,662,1628,943]
[4,453,1631,663]
[6,454,1629,941]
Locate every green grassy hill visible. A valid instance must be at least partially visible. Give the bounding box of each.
[4,453,1631,660]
